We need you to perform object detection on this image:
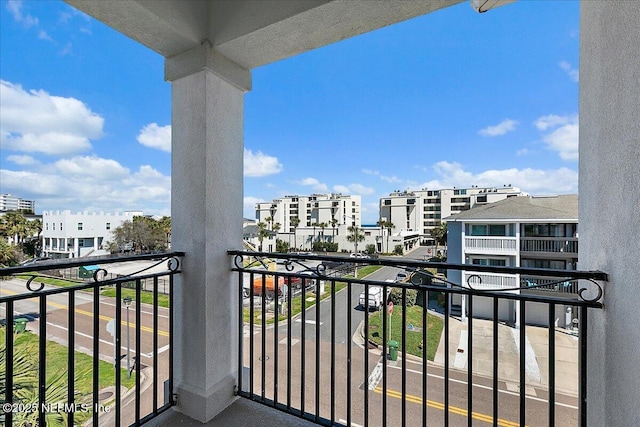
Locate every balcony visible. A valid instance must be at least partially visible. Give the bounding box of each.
[520,238,578,257]
[2,252,606,426]
[464,237,518,255]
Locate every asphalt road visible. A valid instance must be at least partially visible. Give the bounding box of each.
[242,255,580,427]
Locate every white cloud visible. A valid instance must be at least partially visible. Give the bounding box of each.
[7,154,39,165]
[0,158,171,215]
[479,119,518,137]
[6,0,38,28]
[333,185,350,194]
[55,156,130,180]
[244,148,283,177]
[534,114,570,131]
[414,161,578,194]
[244,196,265,215]
[332,183,375,195]
[295,177,328,192]
[362,169,402,184]
[137,123,171,152]
[534,114,579,161]
[559,60,579,82]
[0,80,104,155]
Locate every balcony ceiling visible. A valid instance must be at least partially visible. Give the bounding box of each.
[65,0,464,69]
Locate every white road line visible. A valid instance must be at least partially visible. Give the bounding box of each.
[46,321,168,359]
[387,364,578,410]
[294,319,322,325]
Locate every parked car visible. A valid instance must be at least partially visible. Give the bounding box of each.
[395,272,407,282]
[290,270,318,290]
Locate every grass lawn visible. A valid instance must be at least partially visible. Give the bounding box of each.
[367,305,444,361]
[1,327,134,424]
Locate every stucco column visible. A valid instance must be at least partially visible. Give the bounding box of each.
[581,2,640,426]
[165,44,251,422]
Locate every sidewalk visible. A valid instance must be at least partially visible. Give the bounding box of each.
[433,315,579,397]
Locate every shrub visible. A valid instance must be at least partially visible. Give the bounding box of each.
[393,245,404,255]
[389,287,418,307]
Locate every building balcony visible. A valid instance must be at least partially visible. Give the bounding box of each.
[1,252,606,426]
[520,237,578,257]
[464,236,518,254]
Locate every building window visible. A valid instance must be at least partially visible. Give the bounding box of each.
[470,224,506,236]
[383,199,391,206]
[106,223,111,230]
[60,223,63,231]
[46,223,48,230]
[78,223,83,231]
[472,258,506,266]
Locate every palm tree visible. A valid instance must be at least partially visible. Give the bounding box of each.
[257,222,270,251]
[264,216,273,231]
[330,218,338,241]
[0,210,28,247]
[346,225,365,253]
[311,222,319,248]
[290,217,300,250]
[430,222,447,254]
[384,221,394,253]
[273,222,281,234]
[319,222,327,242]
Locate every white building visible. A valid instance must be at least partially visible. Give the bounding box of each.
[0,194,35,213]
[444,194,579,328]
[255,194,362,251]
[41,210,143,258]
[379,186,525,247]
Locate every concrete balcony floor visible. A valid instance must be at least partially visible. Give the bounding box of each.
[145,398,318,427]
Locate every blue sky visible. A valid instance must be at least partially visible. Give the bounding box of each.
[0,0,580,224]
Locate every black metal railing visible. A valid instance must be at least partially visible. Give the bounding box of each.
[0,252,182,426]
[230,250,606,427]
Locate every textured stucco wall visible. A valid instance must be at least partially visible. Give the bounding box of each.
[580,2,640,425]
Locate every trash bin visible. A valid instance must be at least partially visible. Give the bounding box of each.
[14,318,28,334]
[387,340,399,361]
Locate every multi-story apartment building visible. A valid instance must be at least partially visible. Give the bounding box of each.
[0,193,35,213]
[379,186,525,243]
[444,194,578,328]
[42,210,143,258]
[256,193,361,230]
[255,194,361,250]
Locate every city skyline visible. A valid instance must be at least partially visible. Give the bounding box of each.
[0,0,579,224]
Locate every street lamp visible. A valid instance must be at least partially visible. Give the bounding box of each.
[123,296,132,377]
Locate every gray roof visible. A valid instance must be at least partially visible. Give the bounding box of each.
[444,194,578,222]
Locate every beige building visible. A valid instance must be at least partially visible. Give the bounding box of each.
[380,186,525,244]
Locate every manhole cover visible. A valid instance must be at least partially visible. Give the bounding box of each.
[99,391,114,400]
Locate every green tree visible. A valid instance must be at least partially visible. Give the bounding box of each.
[0,239,20,266]
[364,244,376,255]
[346,225,365,253]
[257,222,270,252]
[430,222,447,253]
[111,216,168,253]
[393,244,404,255]
[330,218,338,241]
[385,221,395,253]
[290,217,300,250]
[157,216,172,247]
[264,216,273,231]
[0,210,29,248]
[275,238,289,253]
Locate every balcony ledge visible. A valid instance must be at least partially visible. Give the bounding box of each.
[144,398,319,427]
